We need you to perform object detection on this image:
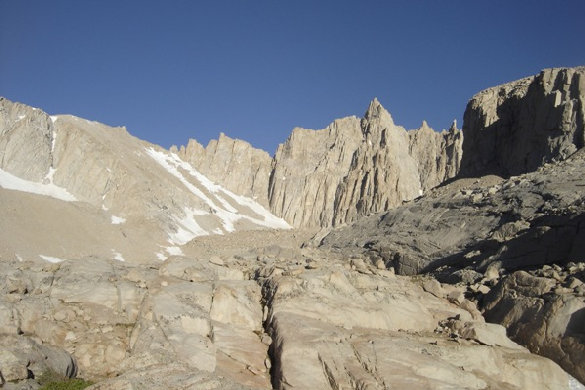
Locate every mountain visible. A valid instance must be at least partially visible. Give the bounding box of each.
[1,66,585,389]
[0,98,289,263]
[178,98,462,228]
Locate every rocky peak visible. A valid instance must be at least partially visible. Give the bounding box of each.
[178,99,463,229]
[361,98,396,147]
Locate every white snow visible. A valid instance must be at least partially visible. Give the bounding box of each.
[45,167,57,182]
[144,147,290,245]
[0,168,77,202]
[50,116,59,123]
[112,250,125,262]
[166,246,184,256]
[17,115,26,121]
[168,208,210,245]
[156,252,167,261]
[569,376,585,390]
[40,255,66,263]
[111,215,126,224]
[51,130,57,153]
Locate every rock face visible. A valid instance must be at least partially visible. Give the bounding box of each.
[181,99,463,228]
[460,67,585,177]
[330,100,462,226]
[172,133,273,207]
[3,67,585,389]
[268,116,364,228]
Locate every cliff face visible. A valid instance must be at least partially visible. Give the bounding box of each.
[332,100,462,226]
[179,99,463,228]
[268,116,363,228]
[460,67,585,177]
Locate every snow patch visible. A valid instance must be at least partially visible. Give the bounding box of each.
[156,252,167,261]
[166,246,184,256]
[169,208,211,245]
[40,255,66,263]
[50,116,59,123]
[51,130,57,153]
[112,250,125,262]
[17,115,25,121]
[111,215,126,224]
[0,168,77,202]
[45,167,57,183]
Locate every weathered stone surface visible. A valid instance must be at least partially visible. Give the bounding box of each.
[0,335,77,382]
[269,115,363,228]
[482,267,585,384]
[460,67,585,177]
[3,67,585,389]
[320,147,585,384]
[2,232,579,389]
[260,257,574,390]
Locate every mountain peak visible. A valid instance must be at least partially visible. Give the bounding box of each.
[364,98,395,127]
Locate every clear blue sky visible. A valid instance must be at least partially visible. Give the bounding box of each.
[1,1,584,154]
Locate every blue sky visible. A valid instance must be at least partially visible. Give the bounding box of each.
[1,1,584,154]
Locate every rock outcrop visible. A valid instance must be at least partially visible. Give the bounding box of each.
[460,67,585,177]
[320,138,585,384]
[3,66,585,389]
[268,116,364,227]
